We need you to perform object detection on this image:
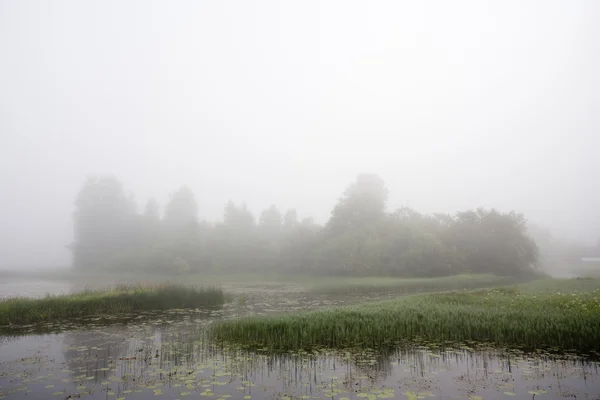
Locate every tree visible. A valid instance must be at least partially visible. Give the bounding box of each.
[164,186,198,228]
[143,198,160,221]
[315,174,388,274]
[139,198,161,250]
[283,209,298,230]
[449,209,538,276]
[161,186,207,273]
[71,176,136,269]
[67,173,540,278]
[327,174,388,235]
[259,205,282,235]
[223,201,255,232]
[211,201,259,271]
[377,208,457,276]
[281,217,322,273]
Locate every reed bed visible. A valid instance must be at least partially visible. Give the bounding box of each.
[308,274,520,295]
[0,283,224,326]
[212,279,600,353]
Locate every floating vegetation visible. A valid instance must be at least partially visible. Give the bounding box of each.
[1,320,599,400]
[1,278,600,399]
[0,283,225,326]
[308,274,519,295]
[213,279,600,353]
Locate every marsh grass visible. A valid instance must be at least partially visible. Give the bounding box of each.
[521,277,600,294]
[213,279,600,353]
[0,283,225,326]
[308,274,519,295]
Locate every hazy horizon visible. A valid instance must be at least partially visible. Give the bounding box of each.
[1,1,599,268]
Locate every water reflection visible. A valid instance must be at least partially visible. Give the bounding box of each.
[2,280,600,399]
[2,316,600,400]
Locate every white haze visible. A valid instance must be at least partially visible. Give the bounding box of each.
[0,0,599,268]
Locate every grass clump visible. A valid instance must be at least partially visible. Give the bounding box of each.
[308,274,519,295]
[0,283,225,326]
[212,278,600,353]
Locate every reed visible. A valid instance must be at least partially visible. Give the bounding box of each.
[212,279,600,353]
[308,274,519,295]
[0,283,224,326]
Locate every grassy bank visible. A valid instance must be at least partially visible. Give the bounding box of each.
[0,284,225,326]
[212,278,600,353]
[307,274,520,295]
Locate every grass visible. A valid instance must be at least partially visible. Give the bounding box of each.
[0,283,225,326]
[307,274,521,295]
[0,270,542,293]
[212,278,600,353]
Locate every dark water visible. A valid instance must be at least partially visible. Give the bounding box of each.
[1,281,600,400]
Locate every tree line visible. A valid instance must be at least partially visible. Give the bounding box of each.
[69,174,539,277]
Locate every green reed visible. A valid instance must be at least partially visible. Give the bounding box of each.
[0,283,224,326]
[213,279,600,353]
[308,274,523,295]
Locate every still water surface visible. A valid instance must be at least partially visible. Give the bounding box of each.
[1,280,599,400]
[0,279,73,299]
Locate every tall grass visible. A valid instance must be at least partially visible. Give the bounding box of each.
[0,283,225,326]
[308,274,520,295]
[212,279,600,353]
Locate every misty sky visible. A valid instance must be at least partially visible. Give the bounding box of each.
[1,1,599,268]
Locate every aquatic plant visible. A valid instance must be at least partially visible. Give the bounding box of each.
[0,283,225,326]
[308,274,519,295]
[212,279,600,353]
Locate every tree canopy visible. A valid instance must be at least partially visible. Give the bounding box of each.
[69,174,540,278]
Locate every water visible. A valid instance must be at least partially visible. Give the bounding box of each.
[1,280,600,399]
[0,279,73,299]
[2,322,599,400]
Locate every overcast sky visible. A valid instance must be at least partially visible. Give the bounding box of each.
[1,0,599,268]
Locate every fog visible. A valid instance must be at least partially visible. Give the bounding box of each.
[1,1,599,269]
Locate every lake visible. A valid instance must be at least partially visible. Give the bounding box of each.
[0,279,73,299]
[1,279,599,400]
